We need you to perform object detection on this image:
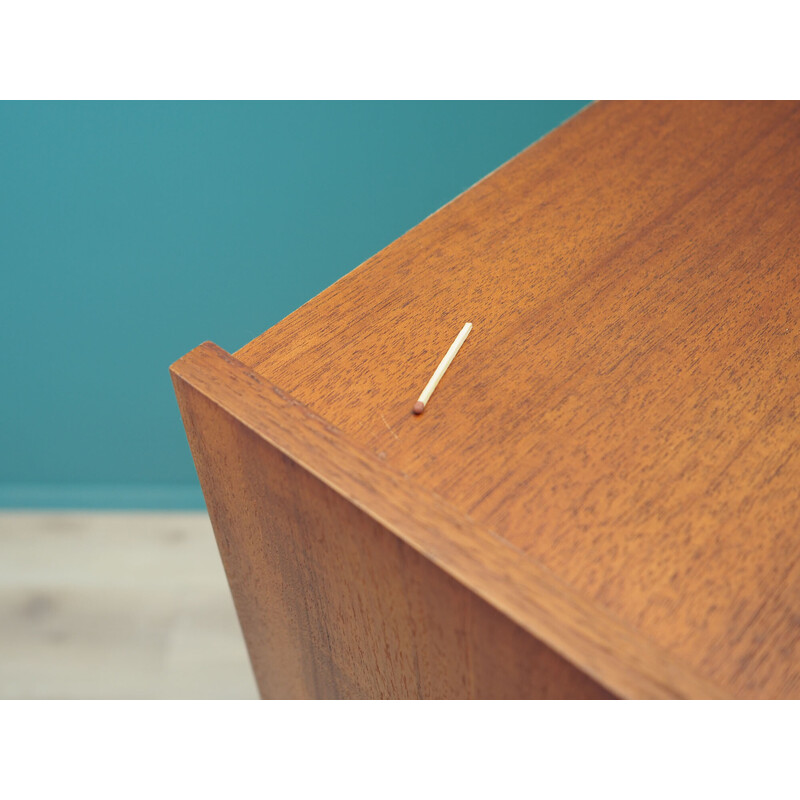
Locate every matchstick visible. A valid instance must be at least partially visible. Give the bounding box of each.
[413,322,473,414]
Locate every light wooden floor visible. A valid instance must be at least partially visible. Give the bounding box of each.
[0,512,258,699]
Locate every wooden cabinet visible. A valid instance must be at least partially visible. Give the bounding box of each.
[172,101,800,698]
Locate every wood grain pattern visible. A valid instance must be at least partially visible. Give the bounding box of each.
[172,343,728,698]
[230,101,800,698]
[173,352,612,698]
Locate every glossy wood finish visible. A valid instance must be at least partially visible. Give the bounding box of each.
[173,347,614,698]
[176,101,800,698]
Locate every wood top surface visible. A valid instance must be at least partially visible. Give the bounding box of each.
[234,101,800,698]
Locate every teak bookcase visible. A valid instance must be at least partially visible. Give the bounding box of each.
[171,101,800,699]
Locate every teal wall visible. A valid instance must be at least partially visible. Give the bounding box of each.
[0,101,588,508]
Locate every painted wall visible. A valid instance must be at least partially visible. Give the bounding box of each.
[0,101,588,508]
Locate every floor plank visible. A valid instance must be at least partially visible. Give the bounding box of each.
[0,512,258,699]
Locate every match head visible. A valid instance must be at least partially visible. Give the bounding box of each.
[413,401,425,415]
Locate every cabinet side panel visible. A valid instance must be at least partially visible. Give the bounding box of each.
[173,375,613,699]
